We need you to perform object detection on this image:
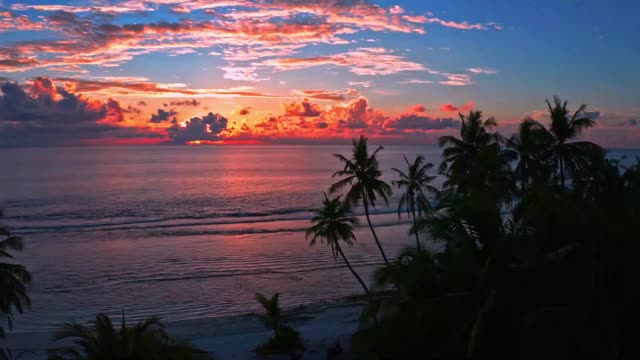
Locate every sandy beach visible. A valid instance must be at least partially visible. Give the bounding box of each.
[5,299,365,360]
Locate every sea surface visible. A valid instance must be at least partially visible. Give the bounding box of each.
[0,145,638,332]
[0,145,441,332]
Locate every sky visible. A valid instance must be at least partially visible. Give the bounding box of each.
[0,0,639,147]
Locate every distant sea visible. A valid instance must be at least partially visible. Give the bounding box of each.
[0,145,638,332]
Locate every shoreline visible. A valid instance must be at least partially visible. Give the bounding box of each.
[6,296,367,359]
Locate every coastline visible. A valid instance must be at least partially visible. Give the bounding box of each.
[6,296,367,359]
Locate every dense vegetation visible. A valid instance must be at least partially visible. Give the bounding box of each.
[315,97,640,359]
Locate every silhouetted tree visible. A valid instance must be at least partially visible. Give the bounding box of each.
[506,118,553,193]
[0,211,31,339]
[254,293,304,356]
[330,135,392,266]
[392,155,438,250]
[542,96,599,187]
[306,194,369,294]
[48,313,207,360]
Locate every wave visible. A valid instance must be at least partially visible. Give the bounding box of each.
[12,206,407,235]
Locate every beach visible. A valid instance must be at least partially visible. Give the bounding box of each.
[6,299,365,360]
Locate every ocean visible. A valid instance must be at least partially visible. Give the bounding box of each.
[1,145,638,333]
[0,145,443,332]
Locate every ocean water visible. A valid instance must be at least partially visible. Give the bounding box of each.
[0,145,443,332]
[1,145,638,332]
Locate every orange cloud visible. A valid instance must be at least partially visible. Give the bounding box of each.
[440,101,475,113]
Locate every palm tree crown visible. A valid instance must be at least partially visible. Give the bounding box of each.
[543,95,599,187]
[306,194,369,294]
[330,135,391,265]
[438,111,502,191]
[255,292,282,336]
[48,313,205,360]
[506,118,553,193]
[392,155,439,250]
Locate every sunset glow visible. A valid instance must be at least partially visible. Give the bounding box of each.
[1,0,639,147]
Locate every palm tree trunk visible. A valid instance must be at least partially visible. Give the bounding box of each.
[559,155,565,187]
[337,243,369,295]
[362,192,390,266]
[411,206,421,251]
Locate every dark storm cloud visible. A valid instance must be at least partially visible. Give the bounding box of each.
[0,77,157,147]
[384,113,458,130]
[150,108,177,123]
[166,112,228,143]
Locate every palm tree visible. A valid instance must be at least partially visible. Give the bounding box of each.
[438,111,504,195]
[542,96,599,187]
[506,118,553,193]
[48,313,206,360]
[306,194,370,294]
[330,135,392,266]
[392,156,439,250]
[0,211,31,339]
[255,292,283,337]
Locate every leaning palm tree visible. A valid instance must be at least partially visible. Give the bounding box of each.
[506,118,553,193]
[542,96,599,187]
[438,111,503,195]
[0,211,32,339]
[306,194,370,294]
[48,313,207,360]
[392,155,439,250]
[330,135,392,266]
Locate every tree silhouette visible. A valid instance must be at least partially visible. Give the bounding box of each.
[542,95,599,187]
[0,211,31,339]
[48,313,207,360]
[306,194,369,294]
[330,135,392,266]
[392,155,439,250]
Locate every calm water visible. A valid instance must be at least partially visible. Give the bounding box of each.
[0,145,443,332]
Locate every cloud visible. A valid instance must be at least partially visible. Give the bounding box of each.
[236,106,252,116]
[0,77,161,146]
[282,99,322,117]
[440,101,475,113]
[256,48,425,76]
[150,109,178,123]
[399,79,433,84]
[440,73,474,86]
[385,114,458,130]
[170,99,201,107]
[411,105,427,113]
[166,112,229,143]
[292,89,359,101]
[467,67,498,75]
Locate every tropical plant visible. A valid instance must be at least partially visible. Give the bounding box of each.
[438,111,512,203]
[506,118,553,193]
[392,155,439,250]
[254,293,304,356]
[541,95,599,187]
[330,135,392,265]
[0,210,31,339]
[47,313,207,360]
[306,194,369,294]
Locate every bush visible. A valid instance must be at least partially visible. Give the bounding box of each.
[257,325,305,356]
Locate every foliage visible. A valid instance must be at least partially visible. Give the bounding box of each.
[0,210,32,339]
[349,97,640,359]
[47,313,209,360]
[254,293,304,357]
[306,194,369,294]
[392,155,439,250]
[330,135,392,265]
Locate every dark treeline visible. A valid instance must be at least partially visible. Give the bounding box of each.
[311,96,640,359]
